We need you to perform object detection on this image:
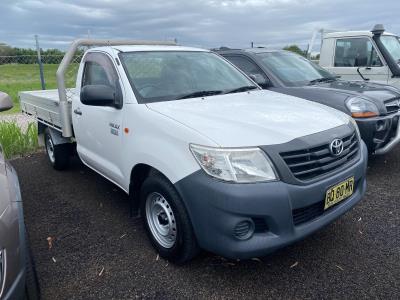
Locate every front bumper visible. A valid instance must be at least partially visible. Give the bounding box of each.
[356,112,400,154]
[175,142,368,259]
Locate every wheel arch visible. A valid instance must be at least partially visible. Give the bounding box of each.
[129,163,167,215]
[44,126,72,145]
[128,160,197,218]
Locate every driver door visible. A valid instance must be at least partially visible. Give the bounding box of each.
[329,37,390,84]
[73,52,125,185]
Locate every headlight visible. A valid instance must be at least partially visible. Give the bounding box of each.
[190,144,278,183]
[345,97,379,118]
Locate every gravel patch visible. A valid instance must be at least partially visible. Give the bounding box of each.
[0,113,36,131]
[11,149,400,299]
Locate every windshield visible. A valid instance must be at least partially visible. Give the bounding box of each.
[119,51,257,103]
[256,51,335,87]
[381,35,400,62]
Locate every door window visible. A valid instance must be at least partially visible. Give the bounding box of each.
[82,53,119,89]
[225,56,266,78]
[224,55,269,86]
[334,38,382,67]
[82,61,112,86]
[81,53,122,106]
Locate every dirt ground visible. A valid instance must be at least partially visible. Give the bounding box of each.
[12,149,400,299]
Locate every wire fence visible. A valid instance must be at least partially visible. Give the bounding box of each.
[0,50,85,110]
[0,54,83,84]
[0,55,65,65]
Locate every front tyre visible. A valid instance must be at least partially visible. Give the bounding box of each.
[44,128,70,170]
[140,173,199,264]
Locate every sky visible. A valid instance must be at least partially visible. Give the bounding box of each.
[1,0,399,51]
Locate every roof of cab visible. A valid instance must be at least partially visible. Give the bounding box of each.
[323,31,396,39]
[216,48,286,55]
[89,45,209,53]
[243,48,284,54]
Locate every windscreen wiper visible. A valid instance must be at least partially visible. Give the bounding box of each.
[224,86,258,94]
[177,90,223,99]
[308,77,336,85]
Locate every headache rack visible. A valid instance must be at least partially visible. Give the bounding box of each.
[20,38,176,137]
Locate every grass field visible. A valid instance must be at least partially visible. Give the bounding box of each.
[0,63,78,156]
[0,63,77,114]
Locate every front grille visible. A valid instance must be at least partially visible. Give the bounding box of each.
[280,131,359,181]
[292,201,324,226]
[385,98,400,114]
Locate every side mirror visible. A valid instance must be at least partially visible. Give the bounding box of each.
[80,85,116,106]
[0,92,13,112]
[249,74,272,88]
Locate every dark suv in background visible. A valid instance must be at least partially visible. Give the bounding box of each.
[0,92,40,300]
[217,48,400,154]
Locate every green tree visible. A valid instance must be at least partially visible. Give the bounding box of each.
[13,47,36,56]
[42,48,65,56]
[283,45,306,57]
[0,43,13,56]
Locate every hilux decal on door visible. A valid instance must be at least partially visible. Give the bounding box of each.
[109,122,120,136]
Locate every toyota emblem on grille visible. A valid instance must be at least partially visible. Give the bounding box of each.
[330,139,344,156]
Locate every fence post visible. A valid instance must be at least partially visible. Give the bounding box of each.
[35,35,46,90]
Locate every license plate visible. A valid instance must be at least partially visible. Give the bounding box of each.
[324,177,355,210]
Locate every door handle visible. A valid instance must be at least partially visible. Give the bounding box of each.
[73,108,82,115]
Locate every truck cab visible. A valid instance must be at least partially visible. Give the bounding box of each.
[318,25,400,88]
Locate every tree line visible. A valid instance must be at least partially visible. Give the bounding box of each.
[0,43,65,56]
[0,42,84,64]
[1,42,319,63]
[283,44,320,59]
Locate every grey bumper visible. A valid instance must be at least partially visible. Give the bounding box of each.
[374,113,400,155]
[175,142,368,259]
[356,112,400,155]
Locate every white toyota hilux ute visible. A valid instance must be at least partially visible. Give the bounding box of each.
[19,40,368,263]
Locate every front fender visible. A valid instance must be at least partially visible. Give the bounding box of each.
[120,104,216,190]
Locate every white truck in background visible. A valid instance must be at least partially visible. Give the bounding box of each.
[19,39,367,263]
[308,24,400,88]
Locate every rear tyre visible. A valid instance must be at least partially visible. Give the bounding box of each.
[140,172,199,264]
[44,129,70,170]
